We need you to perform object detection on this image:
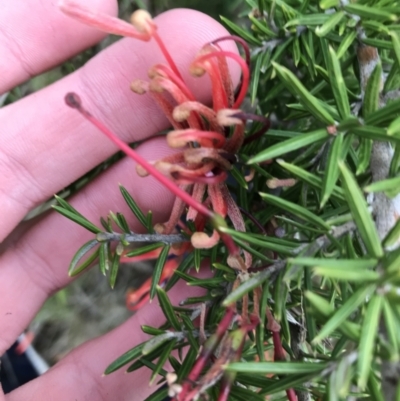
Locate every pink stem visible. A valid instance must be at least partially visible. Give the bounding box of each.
[194,51,250,109]
[151,64,196,101]
[64,93,213,219]
[178,308,235,400]
[153,31,183,81]
[59,0,151,41]
[272,328,297,401]
[210,36,250,67]
[168,129,226,148]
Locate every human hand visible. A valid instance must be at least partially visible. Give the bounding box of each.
[0,1,237,399]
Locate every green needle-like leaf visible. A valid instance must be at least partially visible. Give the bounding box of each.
[365,175,400,197]
[383,218,400,249]
[149,339,177,384]
[306,287,372,342]
[149,244,170,300]
[324,45,351,119]
[104,342,145,374]
[272,62,335,125]
[291,258,378,269]
[142,331,177,355]
[119,185,149,231]
[248,129,329,164]
[260,192,330,230]
[321,133,344,206]
[366,98,400,127]
[53,205,102,234]
[124,242,164,258]
[357,295,384,389]
[278,159,345,201]
[344,4,397,22]
[98,242,109,276]
[363,62,383,117]
[109,250,121,289]
[313,286,374,343]
[227,362,328,374]
[69,240,99,277]
[339,163,383,258]
[156,286,181,331]
[316,11,344,37]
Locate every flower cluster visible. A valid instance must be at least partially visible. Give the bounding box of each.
[60,3,278,400]
[60,1,262,270]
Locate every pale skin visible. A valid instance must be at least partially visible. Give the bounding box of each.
[0,1,239,400]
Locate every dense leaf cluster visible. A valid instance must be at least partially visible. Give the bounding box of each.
[56,0,400,400]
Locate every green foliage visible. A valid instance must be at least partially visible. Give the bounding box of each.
[53,0,400,399]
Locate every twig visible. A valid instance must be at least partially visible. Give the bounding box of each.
[96,231,187,244]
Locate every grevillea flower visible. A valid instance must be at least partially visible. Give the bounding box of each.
[59,1,268,271]
[59,4,278,400]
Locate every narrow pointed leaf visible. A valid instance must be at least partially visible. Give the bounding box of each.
[313,267,379,282]
[227,362,328,374]
[388,115,400,136]
[364,175,400,196]
[321,133,344,206]
[306,287,372,342]
[291,258,378,269]
[109,250,121,288]
[272,62,335,125]
[383,218,400,249]
[98,242,109,276]
[223,269,273,306]
[248,129,329,163]
[104,342,145,374]
[143,388,169,401]
[357,295,384,389]
[119,185,149,231]
[315,11,344,37]
[260,192,330,230]
[337,31,357,59]
[278,159,344,201]
[53,205,102,234]
[323,45,350,119]
[363,62,383,117]
[344,4,397,22]
[390,31,400,67]
[156,286,181,331]
[142,331,178,355]
[150,245,170,300]
[339,162,383,258]
[356,139,372,175]
[124,242,163,258]
[366,98,400,127]
[69,239,99,276]
[150,338,177,384]
[320,0,339,9]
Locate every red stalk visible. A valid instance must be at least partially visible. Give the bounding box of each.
[64,93,213,219]
[268,309,297,401]
[150,64,196,101]
[59,1,151,41]
[153,31,183,81]
[167,129,226,148]
[194,51,250,109]
[211,36,251,68]
[178,308,235,401]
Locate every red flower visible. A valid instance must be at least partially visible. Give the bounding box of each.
[60,1,256,267]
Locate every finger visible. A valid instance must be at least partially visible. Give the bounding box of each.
[5,269,209,401]
[0,8,239,242]
[0,0,117,93]
[0,137,176,354]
